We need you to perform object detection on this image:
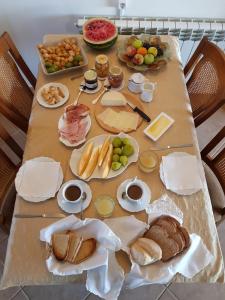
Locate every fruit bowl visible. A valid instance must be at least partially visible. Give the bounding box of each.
[117,34,170,72]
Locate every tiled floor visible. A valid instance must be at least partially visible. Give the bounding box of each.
[0,107,225,300]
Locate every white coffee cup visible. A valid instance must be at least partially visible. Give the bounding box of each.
[62,180,84,204]
[128,73,146,94]
[140,82,157,102]
[124,178,144,204]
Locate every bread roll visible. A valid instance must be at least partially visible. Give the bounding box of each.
[130,243,153,266]
[136,238,162,262]
[78,142,94,176]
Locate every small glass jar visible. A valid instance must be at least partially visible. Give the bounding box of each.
[95,54,109,79]
[94,195,115,218]
[138,150,159,173]
[108,66,123,88]
[84,69,98,90]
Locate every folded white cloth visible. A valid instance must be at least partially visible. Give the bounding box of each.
[17,161,60,198]
[162,154,202,191]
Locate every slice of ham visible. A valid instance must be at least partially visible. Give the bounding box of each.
[59,103,90,144]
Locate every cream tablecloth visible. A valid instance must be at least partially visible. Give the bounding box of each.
[1,35,224,288]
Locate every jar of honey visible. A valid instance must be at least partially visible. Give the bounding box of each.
[95,54,109,79]
[108,66,123,88]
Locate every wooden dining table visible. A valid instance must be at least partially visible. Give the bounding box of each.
[1,34,224,289]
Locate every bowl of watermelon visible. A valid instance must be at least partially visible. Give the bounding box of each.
[117,34,171,72]
[83,18,118,50]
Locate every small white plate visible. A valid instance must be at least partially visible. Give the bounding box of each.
[36,82,69,108]
[81,80,102,94]
[58,114,91,147]
[57,180,92,213]
[104,78,125,91]
[15,157,63,202]
[117,178,151,212]
[70,133,139,181]
[160,152,203,195]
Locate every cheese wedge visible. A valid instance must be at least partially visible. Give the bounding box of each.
[81,146,99,180]
[98,136,111,167]
[78,142,94,176]
[101,91,127,106]
[102,144,113,178]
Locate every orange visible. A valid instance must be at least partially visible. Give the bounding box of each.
[137,47,148,56]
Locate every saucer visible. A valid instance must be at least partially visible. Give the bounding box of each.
[81,80,102,94]
[117,178,151,212]
[57,180,92,213]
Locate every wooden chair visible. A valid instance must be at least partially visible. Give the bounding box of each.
[0,32,36,132]
[0,124,22,232]
[201,126,225,225]
[184,37,225,127]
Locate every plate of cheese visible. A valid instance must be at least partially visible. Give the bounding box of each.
[94,91,143,133]
[70,133,139,181]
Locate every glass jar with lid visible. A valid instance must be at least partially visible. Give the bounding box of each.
[95,54,109,79]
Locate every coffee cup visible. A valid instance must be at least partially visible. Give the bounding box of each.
[140,82,156,102]
[128,73,146,94]
[62,181,84,204]
[124,178,144,203]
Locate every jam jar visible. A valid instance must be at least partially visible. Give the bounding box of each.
[95,54,109,79]
[84,69,98,90]
[108,66,123,88]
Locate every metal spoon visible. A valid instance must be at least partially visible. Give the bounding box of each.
[80,192,87,220]
[74,85,86,106]
[92,85,111,105]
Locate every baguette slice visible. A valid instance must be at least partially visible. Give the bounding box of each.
[102,144,113,178]
[81,146,100,180]
[98,136,111,167]
[52,233,70,261]
[73,238,97,264]
[65,232,83,263]
[78,142,94,176]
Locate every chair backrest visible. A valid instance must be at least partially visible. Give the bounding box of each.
[184,37,225,127]
[0,32,36,132]
[201,126,225,195]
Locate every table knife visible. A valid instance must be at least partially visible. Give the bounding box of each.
[14,213,66,219]
[150,143,193,151]
[126,100,151,122]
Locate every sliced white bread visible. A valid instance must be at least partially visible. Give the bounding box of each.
[52,232,70,261]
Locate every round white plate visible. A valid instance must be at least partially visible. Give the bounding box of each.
[57,180,92,213]
[81,80,102,94]
[36,82,69,108]
[160,152,203,196]
[117,178,151,212]
[15,157,63,202]
[58,114,91,147]
[70,132,139,181]
[104,78,125,91]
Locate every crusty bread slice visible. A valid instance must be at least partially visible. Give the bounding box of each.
[65,232,83,263]
[154,218,177,236]
[170,231,186,252]
[179,227,190,249]
[52,232,70,261]
[144,224,168,241]
[73,238,97,264]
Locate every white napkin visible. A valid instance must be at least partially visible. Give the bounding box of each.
[17,161,60,197]
[40,215,124,300]
[162,154,202,191]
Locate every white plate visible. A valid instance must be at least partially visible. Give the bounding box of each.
[81,80,102,94]
[36,82,69,108]
[160,152,203,195]
[144,112,174,142]
[15,157,63,202]
[104,78,125,91]
[57,180,92,214]
[58,114,91,147]
[38,35,88,76]
[70,133,139,181]
[117,178,151,212]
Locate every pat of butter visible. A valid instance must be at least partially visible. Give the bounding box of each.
[101,91,126,106]
[144,112,174,141]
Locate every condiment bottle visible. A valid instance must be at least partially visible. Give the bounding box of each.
[95,54,109,80]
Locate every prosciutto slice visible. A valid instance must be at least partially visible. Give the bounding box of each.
[59,104,90,144]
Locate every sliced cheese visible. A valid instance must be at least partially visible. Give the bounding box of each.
[97,108,138,131]
[101,91,127,106]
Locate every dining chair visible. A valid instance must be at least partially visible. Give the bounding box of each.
[201,126,225,225]
[184,37,225,127]
[0,124,22,232]
[0,32,36,132]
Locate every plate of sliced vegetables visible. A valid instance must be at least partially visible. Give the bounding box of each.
[70,133,139,181]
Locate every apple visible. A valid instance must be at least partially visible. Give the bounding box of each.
[144,54,155,65]
[126,45,137,57]
[132,54,144,65]
[132,39,143,49]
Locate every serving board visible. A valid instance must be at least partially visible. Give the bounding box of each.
[94,92,144,133]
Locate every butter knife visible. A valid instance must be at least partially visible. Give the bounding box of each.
[150,143,193,151]
[14,213,66,219]
[126,100,151,122]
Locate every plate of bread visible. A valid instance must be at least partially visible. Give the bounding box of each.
[70,133,139,181]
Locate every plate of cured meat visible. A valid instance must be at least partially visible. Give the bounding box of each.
[58,103,91,147]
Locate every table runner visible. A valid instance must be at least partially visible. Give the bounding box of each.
[1,35,224,288]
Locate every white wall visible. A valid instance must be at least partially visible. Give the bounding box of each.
[0,0,225,75]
